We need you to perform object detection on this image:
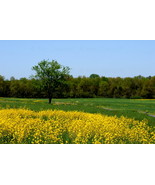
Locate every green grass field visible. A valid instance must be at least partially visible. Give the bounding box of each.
[0,97,155,127]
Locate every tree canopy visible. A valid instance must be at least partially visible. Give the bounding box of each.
[32,60,70,103]
[0,70,155,100]
[89,74,100,79]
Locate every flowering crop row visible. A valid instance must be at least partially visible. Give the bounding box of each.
[0,109,154,144]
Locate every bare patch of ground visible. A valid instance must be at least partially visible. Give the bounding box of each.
[54,102,77,105]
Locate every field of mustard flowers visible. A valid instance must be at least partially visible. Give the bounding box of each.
[0,108,155,144]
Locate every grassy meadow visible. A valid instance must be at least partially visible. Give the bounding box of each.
[0,97,155,144]
[0,97,155,125]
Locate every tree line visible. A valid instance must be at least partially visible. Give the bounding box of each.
[1,74,155,99]
[0,60,155,101]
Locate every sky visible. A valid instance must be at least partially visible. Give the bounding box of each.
[0,40,155,79]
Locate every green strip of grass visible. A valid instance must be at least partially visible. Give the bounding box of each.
[0,97,155,127]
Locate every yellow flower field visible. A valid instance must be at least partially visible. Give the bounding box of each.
[0,109,154,144]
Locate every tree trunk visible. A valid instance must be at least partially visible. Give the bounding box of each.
[49,97,52,104]
[48,90,53,104]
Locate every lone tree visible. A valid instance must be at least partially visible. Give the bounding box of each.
[32,60,70,104]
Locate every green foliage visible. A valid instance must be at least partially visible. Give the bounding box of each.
[32,60,70,103]
[0,72,155,99]
[89,74,100,78]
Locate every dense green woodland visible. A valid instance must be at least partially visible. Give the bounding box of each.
[0,75,155,99]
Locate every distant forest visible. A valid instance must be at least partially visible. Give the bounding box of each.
[0,74,155,99]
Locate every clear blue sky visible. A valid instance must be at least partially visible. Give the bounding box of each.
[0,40,154,79]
